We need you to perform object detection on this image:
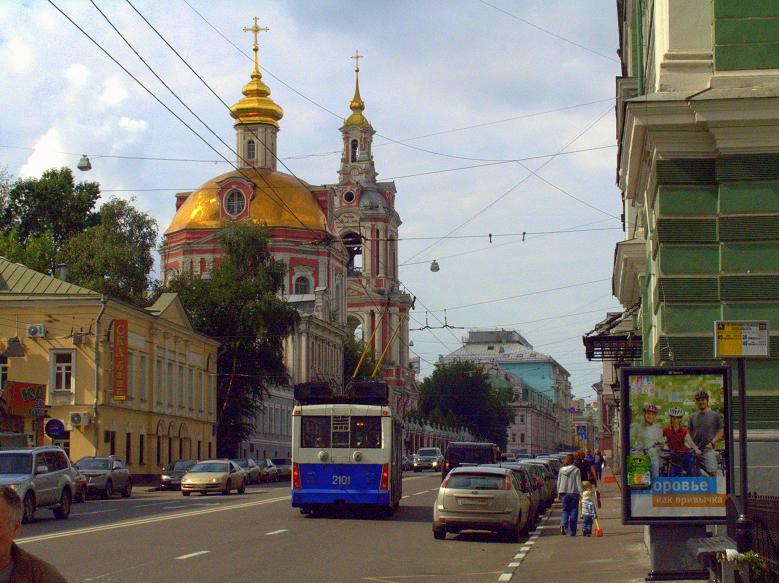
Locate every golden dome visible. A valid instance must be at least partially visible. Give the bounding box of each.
[344,53,371,128]
[165,169,327,235]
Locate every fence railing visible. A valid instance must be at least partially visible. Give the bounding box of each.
[747,494,779,575]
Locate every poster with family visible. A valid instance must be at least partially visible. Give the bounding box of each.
[620,366,730,524]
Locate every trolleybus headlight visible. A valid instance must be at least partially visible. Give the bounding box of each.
[318,451,329,462]
[352,451,363,462]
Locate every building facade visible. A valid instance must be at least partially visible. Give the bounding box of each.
[602,0,779,493]
[0,258,218,481]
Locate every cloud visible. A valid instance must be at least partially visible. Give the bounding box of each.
[99,76,128,106]
[118,117,149,132]
[19,128,71,178]
[65,63,90,88]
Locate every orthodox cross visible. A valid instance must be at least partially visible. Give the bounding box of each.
[351,49,363,73]
[243,17,269,71]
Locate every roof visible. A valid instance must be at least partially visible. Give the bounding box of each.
[448,466,510,477]
[0,257,99,299]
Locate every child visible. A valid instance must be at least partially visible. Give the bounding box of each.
[580,481,598,537]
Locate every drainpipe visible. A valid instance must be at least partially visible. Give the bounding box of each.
[635,0,645,95]
[93,295,108,456]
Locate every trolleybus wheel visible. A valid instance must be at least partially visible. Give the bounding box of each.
[433,527,446,540]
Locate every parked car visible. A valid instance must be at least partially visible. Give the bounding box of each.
[257,459,279,482]
[482,463,541,528]
[0,446,77,522]
[432,466,530,542]
[402,455,414,471]
[413,447,443,472]
[160,459,198,490]
[231,458,261,484]
[441,442,499,479]
[518,461,554,509]
[73,470,88,503]
[271,458,292,480]
[181,459,247,496]
[74,456,133,499]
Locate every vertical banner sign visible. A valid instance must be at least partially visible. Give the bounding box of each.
[621,366,731,525]
[113,319,128,401]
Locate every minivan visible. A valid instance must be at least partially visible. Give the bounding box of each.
[441,442,498,479]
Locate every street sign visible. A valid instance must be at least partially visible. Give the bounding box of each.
[714,320,769,358]
[567,407,576,414]
[45,419,66,439]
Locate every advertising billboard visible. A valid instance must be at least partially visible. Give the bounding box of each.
[621,366,731,525]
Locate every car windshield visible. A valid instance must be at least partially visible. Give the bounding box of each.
[447,473,505,490]
[231,459,249,467]
[271,459,289,466]
[417,449,438,457]
[190,462,228,473]
[173,460,196,471]
[0,453,32,474]
[75,459,111,470]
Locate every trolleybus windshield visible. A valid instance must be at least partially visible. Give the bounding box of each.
[300,415,382,448]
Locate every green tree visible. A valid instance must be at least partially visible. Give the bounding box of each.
[3,167,100,251]
[0,227,56,274]
[419,361,514,449]
[342,336,378,386]
[165,223,299,457]
[61,198,158,305]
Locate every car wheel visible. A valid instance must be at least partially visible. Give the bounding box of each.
[182,491,191,497]
[22,493,35,524]
[238,479,246,494]
[102,480,113,500]
[121,479,132,498]
[433,527,446,540]
[222,480,231,495]
[53,489,72,520]
[502,518,522,543]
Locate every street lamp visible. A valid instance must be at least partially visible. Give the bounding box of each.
[77,155,92,171]
[429,260,440,272]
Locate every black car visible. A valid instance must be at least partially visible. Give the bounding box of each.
[160,459,198,490]
[441,442,498,479]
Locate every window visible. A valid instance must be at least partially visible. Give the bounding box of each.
[512,433,516,443]
[156,436,161,466]
[0,357,7,392]
[301,416,330,448]
[50,350,75,392]
[350,139,358,163]
[126,433,132,464]
[197,440,201,459]
[167,362,174,406]
[520,433,525,444]
[139,355,147,401]
[343,191,355,203]
[247,139,255,160]
[178,365,184,409]
[294,276,310,294]
[139,434,145,465]
[342,231,363,274]
[199,371,205,412]
[208,442,212,458]
[224,189,246,216]
[350,417,381,448]
[104,431,116,456]
[520,414,525,424]
[155,359,163,404]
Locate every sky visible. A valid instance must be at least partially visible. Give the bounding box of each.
[0,0,623,402]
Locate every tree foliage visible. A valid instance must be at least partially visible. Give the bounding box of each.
[418,361,514,449]
[61,198,158,305]
[342,336,378,387]
[164,223,299,457]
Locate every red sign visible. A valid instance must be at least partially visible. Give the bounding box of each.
[4,382,47,417]
[113,319,128,401]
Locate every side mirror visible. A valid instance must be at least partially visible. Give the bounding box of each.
[36,465,49,474]
[112,462,121,470]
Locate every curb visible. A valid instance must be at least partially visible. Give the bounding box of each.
[497,504,555,582]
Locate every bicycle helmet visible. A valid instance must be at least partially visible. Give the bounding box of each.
[694,390,709,401]
[643,403,658,413]
[668,406,684,417]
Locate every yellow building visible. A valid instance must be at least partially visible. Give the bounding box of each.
[0,257,218,482]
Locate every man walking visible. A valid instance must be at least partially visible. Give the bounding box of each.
[0,485,68,582]
[557,454,583,536]
[688,391,724,476]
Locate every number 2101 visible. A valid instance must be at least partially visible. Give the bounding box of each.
[332,475,350,485]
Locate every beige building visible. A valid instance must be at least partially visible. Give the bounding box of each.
[0,257,218,481]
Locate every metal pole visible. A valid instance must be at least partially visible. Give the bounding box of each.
[735,357,752,553]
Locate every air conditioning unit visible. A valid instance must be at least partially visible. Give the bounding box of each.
[26,324,46,339]
[72,332,85,346]
[70,412,91,427]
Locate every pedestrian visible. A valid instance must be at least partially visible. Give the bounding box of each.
[557,454,583,536]
[574,450,597,487]
[0,485,68,582]
[580,481,598,536]
[594,450,605,481]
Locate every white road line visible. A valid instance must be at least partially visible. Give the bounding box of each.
[508,562,520,568]
[17,495,291,544]
[498,573,512,582]
[519,546,531,552]
[513,552,526,560]
[77,509,118,516]
[136,501,173,508]
[176,550,210,560]
[412,490,428,496]
[401,495,410,499]
[265,529,288,536]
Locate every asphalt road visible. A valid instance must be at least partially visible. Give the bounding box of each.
[16,473,530,583]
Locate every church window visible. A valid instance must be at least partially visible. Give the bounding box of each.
[343,191,355,203]
[294,276,310,295]
[247,139,256,160]
[342,231,362,275]
[224,190,246,216]
[350,139,358,163]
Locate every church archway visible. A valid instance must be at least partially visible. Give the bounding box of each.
[342,231,362,275]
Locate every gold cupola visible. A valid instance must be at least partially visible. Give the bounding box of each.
[344,50,371,128]
[230,17,284,128]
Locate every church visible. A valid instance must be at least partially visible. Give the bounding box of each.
[160,21,417,458]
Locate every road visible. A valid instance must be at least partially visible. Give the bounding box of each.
[16,473,534,583]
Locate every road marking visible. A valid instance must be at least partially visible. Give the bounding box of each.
[519,546,531,552]
[508,562,520,568]
[77,509,118,516]
[176,550,210,560]
[17,495,291,544]
[498,574,512,582]
[136,501,173,508]
[412,490,428,496]
[513,552,526,560]
[401,495,410,499]
[363,571,502,581]
[265,529,288,536]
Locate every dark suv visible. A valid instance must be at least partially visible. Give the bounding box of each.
[441,442,498,479]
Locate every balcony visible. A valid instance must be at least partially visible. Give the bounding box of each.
[613,237,646,305]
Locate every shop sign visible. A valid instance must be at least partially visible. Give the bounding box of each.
[113,319,128,401]
[4,382,47,417]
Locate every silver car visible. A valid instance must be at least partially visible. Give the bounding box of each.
[433,466,530,542]
[0,446,77,523]
[74,456,132,499]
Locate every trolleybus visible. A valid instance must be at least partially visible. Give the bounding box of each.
[291,382,402,515]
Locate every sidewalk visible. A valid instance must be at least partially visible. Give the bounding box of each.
[510,467,653,582]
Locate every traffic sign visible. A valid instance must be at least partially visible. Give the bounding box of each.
[45,419,66,439]
[714,321,769,358]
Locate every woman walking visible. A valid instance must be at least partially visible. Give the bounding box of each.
[594,450,605,481]
[557,454,583,536]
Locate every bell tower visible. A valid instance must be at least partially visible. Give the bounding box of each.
[329,52,417,415]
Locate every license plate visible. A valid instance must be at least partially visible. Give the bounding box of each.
[458,497,488,506]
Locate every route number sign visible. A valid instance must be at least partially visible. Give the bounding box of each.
[714,321,769,358]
